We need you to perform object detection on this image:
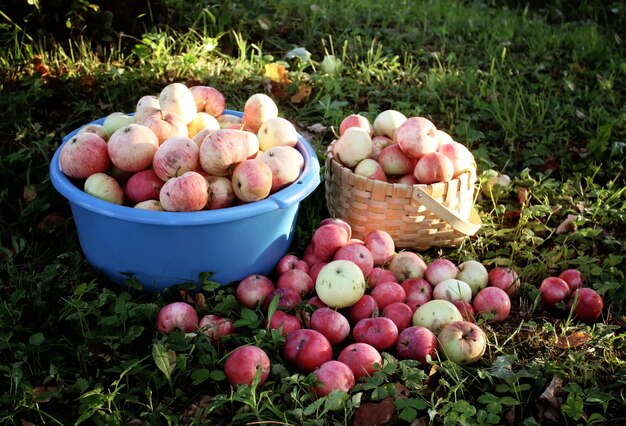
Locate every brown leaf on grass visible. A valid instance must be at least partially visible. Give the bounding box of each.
[395,383,410,399]
[194,292,206,310]
[536,376,564,423]
[556,214,578,234]
[517,187,528,205]
[291,84,312,103]
[268,81,289,99]
[352,397,395,426]
[540,157,559,172]
[34,385,57,403]
[555,331,592,349]
[32,54,49,76]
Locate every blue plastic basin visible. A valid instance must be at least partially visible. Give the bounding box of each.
[49,110,321,292]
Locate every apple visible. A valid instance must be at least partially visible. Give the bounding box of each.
[102,112,135,136]
[310,307,351,345]
[276,254,310,275]
[339,114,374,136]
[217,113,243,129]
[263,287,302,312]
[559,269,584,292]
[401,278,433,312]
[432,279,472,303]
[436,129,454,146]
[382,302,413,332]
[199,314,234,342]
[397,174,419,185]
[353,158,388,181]
[242,93,279,133]
[319,218,352,240]
[453,300,476,322]
[333,243,374,277]
[159,82,197,124]
[302,243,325,267]
[156,302,199,333]
[307,296,328,309]
[395,116,439,160]
[395,326,438,364]
[124,169,163,204]
[143,111,190,144]
[412,299,463,334]
[257,116,298,151]
[424,258,458,287]
[369,135,394,160]
[152,136,200,181]
[283,329,333,373]
[266,310,302,336]
[108,165,137,185]
[315,260,366,308]
[352,317,399,352]
[59,133,110,179]
[345,294,379,323]
[187,112,221,138]
[571,288,603,322]
[136,94,160,110]
[159,171,208,212]
[472,287,511,322]
[370,281,406,310]
[367,267,398,288]
[414,152,454,184]
[191,127,217,149]
[377,143,416,176]
[189,85,226,117]
[337,343,382,381]
[199,128,257,176]
[308,262,328,283]
[481,171,512,197]
[235,274,275,308]
[456,260,489,296]
[224,346,270,386]
[311,224,350,261]
[276,269,315,296]
[539,277,571,307]
[488,267,520,296]
[373,109,407,139]
[77,123,109,141]
[311,361,355,397]
[107,124,159,172]
[84,173,124,205]
[231,159,273,202]
[134,200,164,210]
[204,176,237,210]
[258,145,304,193]
[364,230,395,266]
[388,251,427,282]
[437,141,475,178]
[332,127,373,168]
[437,321,487,365]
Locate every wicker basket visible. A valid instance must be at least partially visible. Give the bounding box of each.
[324,144,482,250]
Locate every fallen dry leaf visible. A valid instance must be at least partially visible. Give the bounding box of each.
[352,397,395,426]
[264,63,290,85]
[194,292,206,310]
[37,212,67,233]
[517,187,528,205]
[556,331,592,349]
[556,214,578,234]
[23,185,37,203]
[536,376,564,423]
[291,84,312,103]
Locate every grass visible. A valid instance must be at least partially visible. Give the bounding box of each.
[1,0,625,424]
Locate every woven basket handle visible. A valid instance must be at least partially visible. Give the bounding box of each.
[412,186,482,236]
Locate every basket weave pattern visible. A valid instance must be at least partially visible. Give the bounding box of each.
[325,148,477,250]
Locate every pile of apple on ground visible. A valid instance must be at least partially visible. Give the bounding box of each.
[58,83,304,211]
[156,219,603,397]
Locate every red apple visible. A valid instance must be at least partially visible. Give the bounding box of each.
[559,269,584,292]
[488,267,520,296]
[189,85,226,117]
[199,314,234,342]
[59,133,110,179]
[283,329,333,373]
[345,294,379,323]
[388,251,427,282]
[382,302,413,332]
[364,230,396,266]
[152,136,199,181]
[311,224,350,261]
[231,159,273,203]
[159,171,209,212]
[266,310,302,336]
[337,343,382,382]
[263,287,302,312]
[370,281,406,310]
[276,269,315,296]
[377,143,416,176]
[204,175,237,210]
[339,114,374,136]
[472,287,511,322]
[236,274,275,308]
[311,361,355,397]
[395,326,438,364]
[124,169,163,204]
[571,288,603,322]
[310,307,351,345]
[156,302,198,334]
[308,262,329,283]
[276,254,310,275]
[414,152,454,184]
[367,267,398,288]
[333,243,374,277]
[539,277,571,307]
[352,317,399,352]
[452,300,476,322]
[108,123,160,172]
[395,116,439,160]
[224,346,270,386]
[424,258,458,287]
[401,278,433,312]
